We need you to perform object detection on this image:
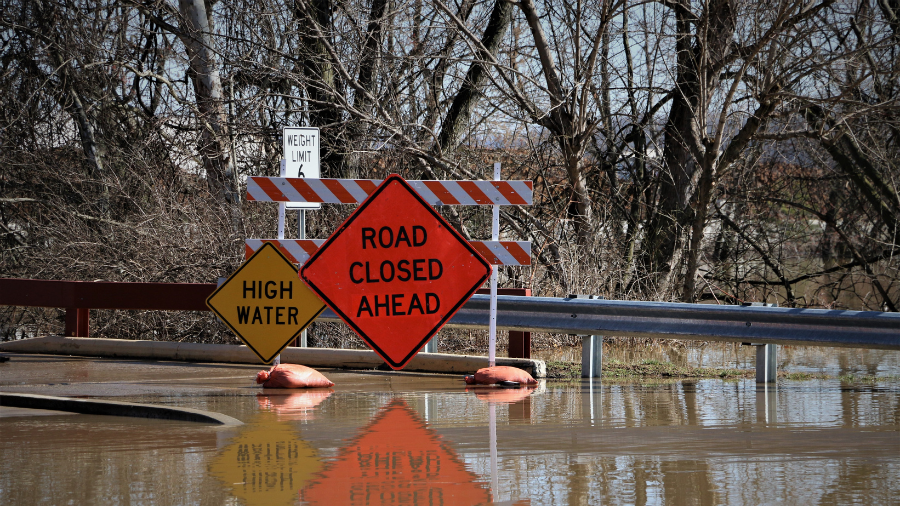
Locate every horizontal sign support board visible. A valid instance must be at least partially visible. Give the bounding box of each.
[245,239,531,266]
[247,177,532,206]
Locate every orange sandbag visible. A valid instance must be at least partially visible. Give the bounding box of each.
[464,366,537,386]
[256,363,334,388]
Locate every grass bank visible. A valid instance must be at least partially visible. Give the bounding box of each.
[545,359,898,383]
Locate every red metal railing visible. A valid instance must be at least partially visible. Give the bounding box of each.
[0,278,216,338]
[0,279,533,358]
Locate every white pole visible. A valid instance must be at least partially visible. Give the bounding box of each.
[298,208,308,347]
[488,162,500,367]
[274,159,287,366]
[277,159,286,240]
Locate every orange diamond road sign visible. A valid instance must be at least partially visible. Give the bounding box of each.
[207,242,326,363]
[300,174,491,370]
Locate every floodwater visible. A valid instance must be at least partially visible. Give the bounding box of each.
[535,342,900,377]
[1,350,899,505]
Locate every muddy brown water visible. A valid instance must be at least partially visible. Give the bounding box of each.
[1,349,898,505]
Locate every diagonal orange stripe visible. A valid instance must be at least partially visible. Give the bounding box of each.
[298,240,319,255]
[423,181,460,205]
[254,177,286,201]
[502,242,531,265]
[493,181,528,205]
[287,178,323,203]
[321,179,358,203]
[470,242,501,265]
[244,243,255,260]
[357,180,379,195]
[457,181,493,205]
[268,240,299,263]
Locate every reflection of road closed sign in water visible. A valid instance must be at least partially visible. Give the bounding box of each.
[206,242,325,363]
[209,413,321,506]
[301,175,491,369]
[300,399,491,505]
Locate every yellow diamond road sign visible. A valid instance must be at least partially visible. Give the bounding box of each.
[206,242,325,363]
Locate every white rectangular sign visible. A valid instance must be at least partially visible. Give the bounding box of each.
[283,126,321,209]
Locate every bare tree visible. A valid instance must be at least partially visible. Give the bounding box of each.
[176,0,242,217]
[2,0,897,345]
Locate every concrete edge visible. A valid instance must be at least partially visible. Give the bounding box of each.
[0,336,546,378]
[0,393,243,426]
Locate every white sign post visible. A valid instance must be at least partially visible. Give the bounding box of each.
[488,162,500,367]
[282,126,321,348]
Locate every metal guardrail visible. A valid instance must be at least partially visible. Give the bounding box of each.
[3,279,898,351]
[317,295,900,350]
[461,295,900,350]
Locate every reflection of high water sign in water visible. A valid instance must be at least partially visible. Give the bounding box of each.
[300,175,491,370]
[206,242,326,363]
[209,412,321,506]
[282,126,320,210]
[300,399,492,505]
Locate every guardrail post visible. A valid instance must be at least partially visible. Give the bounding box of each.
[508,329,531,359]
[475,288,532,359]
[582,334,602,378]
[65,308,89,337]
[424,336,437,353]
[742,302,778,383]
[570,295,604,378]
[506,289,532,359]
[755,344,777,383]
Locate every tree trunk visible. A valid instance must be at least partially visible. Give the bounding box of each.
[436,0,514,156]
[296,0,345,177]
[518,0,593,243]
[354,0,388,116]
[177,0,240,209]
[644,7,702,281]
[642,0,736,295]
